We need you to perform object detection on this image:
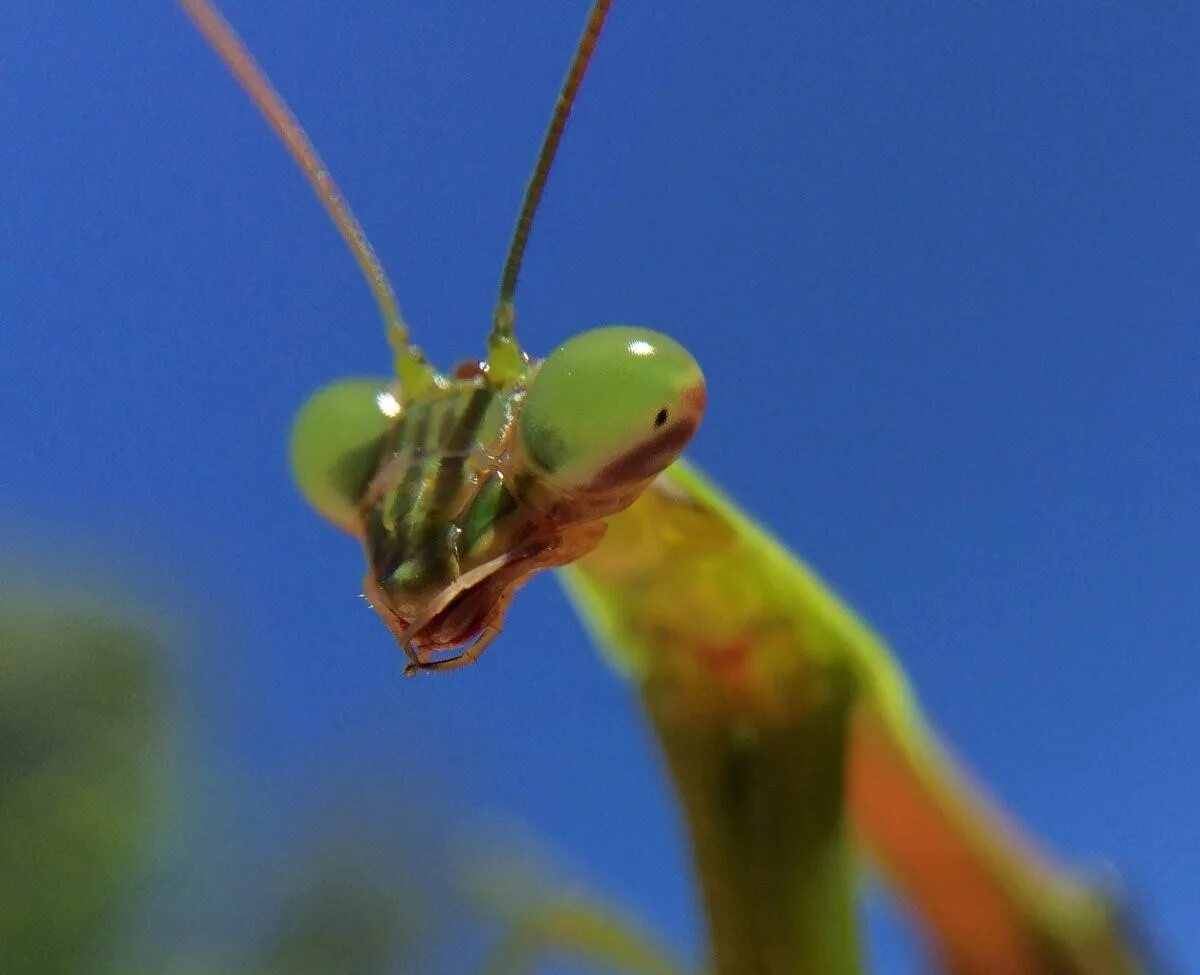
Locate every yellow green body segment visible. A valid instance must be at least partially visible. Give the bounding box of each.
[561,461,1141,974]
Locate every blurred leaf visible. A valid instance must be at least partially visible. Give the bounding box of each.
[0,596,166,974]
[258,846,429,975]
[478,899,691,975]
[463,843,690,975]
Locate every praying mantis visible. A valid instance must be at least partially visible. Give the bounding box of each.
[179,1,1156,972]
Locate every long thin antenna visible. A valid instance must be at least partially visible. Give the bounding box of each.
[178,0,433,394]
[490,0,615,376]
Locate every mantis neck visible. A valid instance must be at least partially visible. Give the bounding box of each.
[648,681,864,975]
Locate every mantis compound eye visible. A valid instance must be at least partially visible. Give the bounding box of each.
[519,326,706,495]
[290,378,395,534]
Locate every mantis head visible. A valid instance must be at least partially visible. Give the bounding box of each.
[185,0,702,671]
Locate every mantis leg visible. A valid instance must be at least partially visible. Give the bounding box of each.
[848,699,1138,975]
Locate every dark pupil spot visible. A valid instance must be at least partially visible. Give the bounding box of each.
[654,408,669,428]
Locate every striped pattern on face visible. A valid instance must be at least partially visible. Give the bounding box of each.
[362,380,523,596]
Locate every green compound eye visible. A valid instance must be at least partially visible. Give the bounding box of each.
[519,326,706,495]
[289,378,396,533]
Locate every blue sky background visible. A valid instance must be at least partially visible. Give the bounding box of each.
[1,3,1197,971]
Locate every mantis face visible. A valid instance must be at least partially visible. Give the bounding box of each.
[288,324,708,537]
[284,325,705,673]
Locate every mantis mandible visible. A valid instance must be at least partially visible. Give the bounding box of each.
[180,2,1153,973]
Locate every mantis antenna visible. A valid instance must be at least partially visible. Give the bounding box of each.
[490,0,615,378]
[178,0,434,395]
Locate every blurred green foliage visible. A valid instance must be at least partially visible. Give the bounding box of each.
[0,593,431,975]
[0,598,164,975]
[0,560,1161,975]
[0,587,675,975]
